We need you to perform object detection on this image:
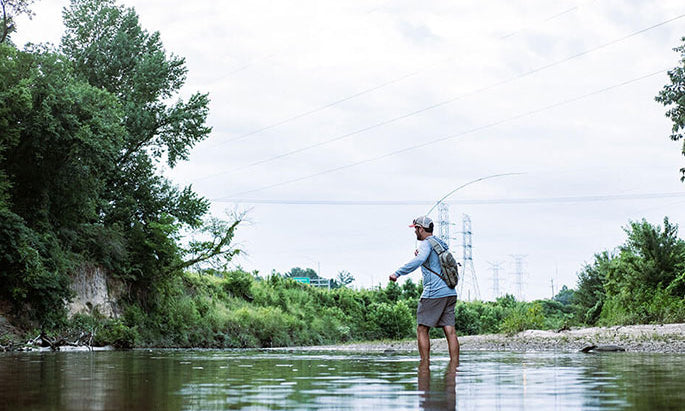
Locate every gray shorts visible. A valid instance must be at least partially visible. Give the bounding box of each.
[417,296,457,327]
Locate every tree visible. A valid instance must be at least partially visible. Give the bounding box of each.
[181,217,242,273]
[401,278,419,299]
[552,285,575,306]
[61,0,210,170]
[0,42,124,325]
[0,0,35,43]
[335,270,354,287]
[57,0,215,289]
[616,218,685,292]
[575,251,612,325]
[0,0,238,325]
[656,37,685,181]
[285,267,319,279]
[574,218,685,325]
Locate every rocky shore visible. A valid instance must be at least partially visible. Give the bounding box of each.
[295,323,685,354]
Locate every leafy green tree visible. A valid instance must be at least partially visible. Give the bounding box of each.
[0,42,124,325]
[0,0,35,43]
[553,285,575,306]
[61,0,210,170]
[1,0,240,327]
[575,251,612,325]
[3,44,124,234]
[285,267,319,279]
[57,0,217,289]
[335,270,354,287]
[614,218,685,293]
[401,278,419,299]
[574,218,685,325]
[182,217,242,273]
[656,37,685,181]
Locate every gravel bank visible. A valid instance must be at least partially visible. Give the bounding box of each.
[294,323,685,354]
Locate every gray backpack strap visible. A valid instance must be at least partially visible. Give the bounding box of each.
[422,237,447,280]
[425,236,445,254]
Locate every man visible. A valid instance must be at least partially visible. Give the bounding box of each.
[389,215,460,364]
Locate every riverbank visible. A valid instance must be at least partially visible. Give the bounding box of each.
[288,323,685,353]
[3,320,685,353]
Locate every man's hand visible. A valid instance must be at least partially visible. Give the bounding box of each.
[389,273,398,282]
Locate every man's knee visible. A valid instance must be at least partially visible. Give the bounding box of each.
[416,324,430,336]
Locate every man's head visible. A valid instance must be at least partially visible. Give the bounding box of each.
[409,215,433,240]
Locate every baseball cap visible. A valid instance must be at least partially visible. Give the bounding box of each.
[409,215,433,229]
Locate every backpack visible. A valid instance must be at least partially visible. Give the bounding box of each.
[423,237,460,289]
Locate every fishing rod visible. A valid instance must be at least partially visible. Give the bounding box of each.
[425,172,525,216]
[413,172,525,248]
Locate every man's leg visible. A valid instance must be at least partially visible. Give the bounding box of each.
[442,325,460,363]
[417,324,431,363]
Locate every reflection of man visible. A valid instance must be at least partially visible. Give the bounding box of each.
[418,361,458,410]
[389,216,460,364]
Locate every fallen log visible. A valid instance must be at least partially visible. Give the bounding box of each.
[40,331,94,351]
[580,345,626,353]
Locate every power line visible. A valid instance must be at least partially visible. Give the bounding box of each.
[211,191,685,205]
[205,1,591,150]
[211,68,666,199]
[194,12,684,183]
[425,173,524,216]
[212,5,384,79]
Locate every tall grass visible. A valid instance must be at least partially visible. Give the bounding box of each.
[69,270,580,348]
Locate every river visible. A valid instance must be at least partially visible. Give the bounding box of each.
[1,349,683,410]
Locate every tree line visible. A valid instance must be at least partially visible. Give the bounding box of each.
[1,0,237,330]
[1,1,684,348]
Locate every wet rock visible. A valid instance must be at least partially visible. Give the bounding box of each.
[580,345,626,353]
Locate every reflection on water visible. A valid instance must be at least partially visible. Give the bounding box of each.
[1,349,684,410]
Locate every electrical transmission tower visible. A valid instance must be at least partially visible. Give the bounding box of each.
[510,254,527,301]
[437,203,450,246]
[488,261,504,300]
[459,214,480,301]
[435,206,480,301]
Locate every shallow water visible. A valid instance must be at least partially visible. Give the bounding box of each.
[1,349,684,410]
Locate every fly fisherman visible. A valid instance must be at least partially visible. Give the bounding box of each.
[389,216,460,365]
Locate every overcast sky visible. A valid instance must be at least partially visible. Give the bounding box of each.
[13,0,685,301]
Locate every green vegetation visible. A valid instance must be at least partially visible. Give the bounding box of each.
[96,216,681,348]
[0,0,236,331]
[1,1,684,349]
[656,36,685,181]
[575,218,685,326]
[66,271,574,348]
[128,271,416,347]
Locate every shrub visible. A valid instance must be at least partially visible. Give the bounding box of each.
[500,302,545,335]
[222,270,254,300]
[367,301,413,340]
[95,319,138,348]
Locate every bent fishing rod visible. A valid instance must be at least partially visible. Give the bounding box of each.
[425,172,525,216]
